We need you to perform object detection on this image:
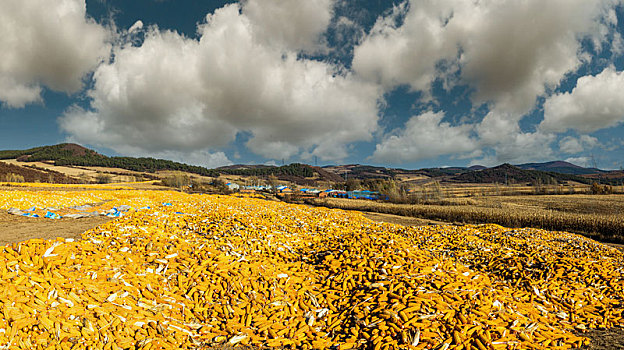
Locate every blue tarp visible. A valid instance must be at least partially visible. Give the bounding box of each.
[105,208,123,218]
[44,211,62,219]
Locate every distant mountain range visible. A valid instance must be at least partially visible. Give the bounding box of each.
[323,161,623,185]
[450,163,593,185]
[515,161,606,175]
[0,143,622,185]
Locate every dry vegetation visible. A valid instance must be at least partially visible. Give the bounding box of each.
[309,194,624,243]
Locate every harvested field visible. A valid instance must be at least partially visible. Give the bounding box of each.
[0,212,111,245]
[0,160,78,184]
[309,195,624,243]
[0,187,623,349]
[361,212,447,227]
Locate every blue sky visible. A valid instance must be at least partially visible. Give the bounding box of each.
[1,0,623,170]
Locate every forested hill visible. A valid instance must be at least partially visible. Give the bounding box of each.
[0,143,219,176]
[0,143,335,181]
[451,163,592,184]
[0,143,102,162]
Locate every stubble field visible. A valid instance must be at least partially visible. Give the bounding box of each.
[309,195,624,244]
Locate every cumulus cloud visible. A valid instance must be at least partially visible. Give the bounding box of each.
[565,156,592,168]
[128,20,144,34]
[0,0,110,108]
[372,111,477,163]
[354,0,616,113]
[353,0,620,165]
[541,67,624,133]
[352,2,458,92]
[559,135,599,154]
[457,1,614,114]
[150,149,232,169]
[468,128,557,166]
[242,0,334,53]
[60,3,381,162]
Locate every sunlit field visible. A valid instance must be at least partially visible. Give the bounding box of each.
[0,185,622,349]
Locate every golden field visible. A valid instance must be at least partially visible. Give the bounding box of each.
[0,186,622,349]
[309,195,624,243]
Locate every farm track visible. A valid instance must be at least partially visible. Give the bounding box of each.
[0,212,112,246]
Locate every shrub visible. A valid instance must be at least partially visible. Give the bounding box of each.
[162,172,191,188]
[95,172,113,184]
[590,183,613,195]
[2,173,25,183]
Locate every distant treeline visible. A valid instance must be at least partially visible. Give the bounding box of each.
[59,156,221,177]
[451,164,593,185]
[0,144,319,179]
[0,144,220,177]
[0,145,95,161]
[219,163,315,177]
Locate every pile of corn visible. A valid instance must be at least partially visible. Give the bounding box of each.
[0,189,622,349]
[0,181,148,190]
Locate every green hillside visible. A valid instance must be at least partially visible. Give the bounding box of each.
[0,143,219,177]
[0,143,330,181]
[451,163,592,184]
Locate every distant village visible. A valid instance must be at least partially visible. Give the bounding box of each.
[224,182,386,200]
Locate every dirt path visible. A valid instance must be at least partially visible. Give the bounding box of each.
[361,211,448,226]
[0,212,112,245]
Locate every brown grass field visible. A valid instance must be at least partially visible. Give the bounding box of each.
[309,194,624,244]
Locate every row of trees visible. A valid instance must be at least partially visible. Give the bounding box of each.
[220,163,315,177]
[55,156,220,177]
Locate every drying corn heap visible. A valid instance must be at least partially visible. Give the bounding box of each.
[0,189,623,349]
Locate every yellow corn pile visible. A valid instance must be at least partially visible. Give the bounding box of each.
[0,189,622,349]
[0,181,149,190]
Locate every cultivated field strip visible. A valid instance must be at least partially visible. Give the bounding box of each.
[310,197,624,242]
[0,189,622,349]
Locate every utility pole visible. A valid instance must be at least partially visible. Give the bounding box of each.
[590,154,600,184]
[620,164,623,194]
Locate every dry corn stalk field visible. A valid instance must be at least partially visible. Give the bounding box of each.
[310,196,624,243]
[0,187,623,349]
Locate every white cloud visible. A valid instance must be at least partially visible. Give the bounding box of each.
[372,111,477,163]
[559,137,583,154]
[151,150,232,169]
[352,2,457,92]
[60,3,381,162]
[559,135,599,154]
[470,130,557,166]
[242,0,334,53]
[128,20,144,34]
[542,67,624,133]
[355,0,620,166]
[354,0,617,114]
[456,0,614,114]
[0,0,110,108]
[565,156,592,168]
